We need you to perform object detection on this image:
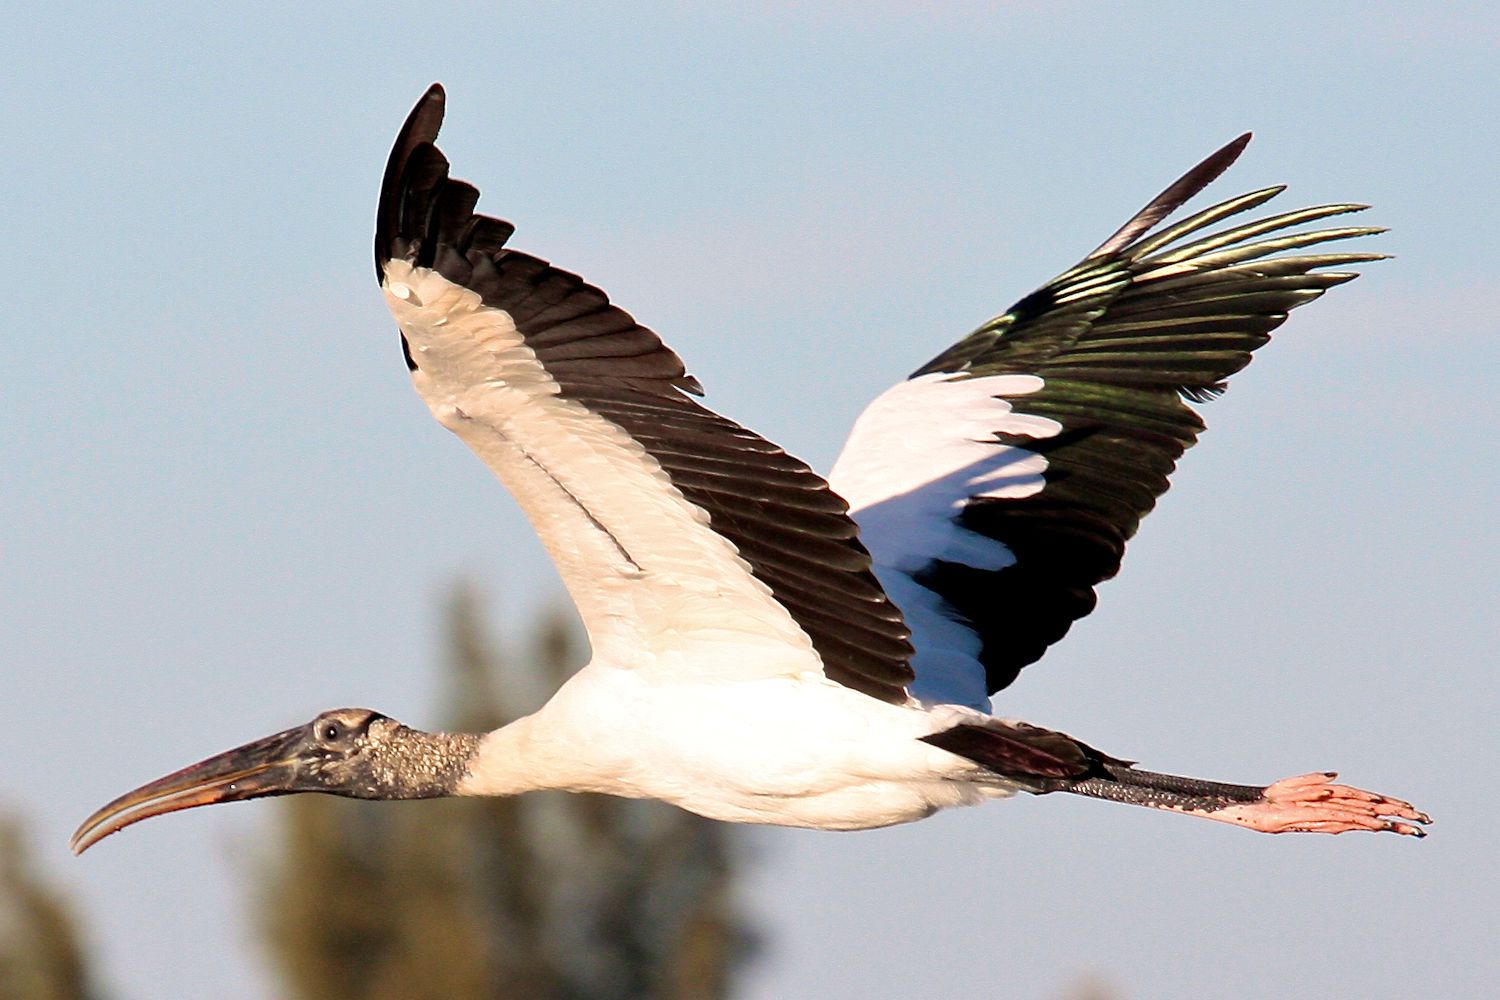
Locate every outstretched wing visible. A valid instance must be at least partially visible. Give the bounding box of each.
[829,134,1384,708]
[379,85,912,702]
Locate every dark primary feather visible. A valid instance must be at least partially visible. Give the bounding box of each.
[911,135,1384,694]
[1087,133,1252,259]
[377,85,914,703]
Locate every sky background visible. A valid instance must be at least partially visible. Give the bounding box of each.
[5,3,1497,998]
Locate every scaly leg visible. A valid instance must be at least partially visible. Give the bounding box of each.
[1056,765,1430,837]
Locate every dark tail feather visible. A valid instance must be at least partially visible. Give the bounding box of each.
[922,720,1128,789]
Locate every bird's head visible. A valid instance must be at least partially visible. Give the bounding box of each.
[71,707,479,854]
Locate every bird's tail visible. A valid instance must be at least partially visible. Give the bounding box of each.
[921,718,1127,790]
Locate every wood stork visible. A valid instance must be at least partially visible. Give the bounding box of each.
[72,85,1428,855]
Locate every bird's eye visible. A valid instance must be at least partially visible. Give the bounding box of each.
[319,721,343,742]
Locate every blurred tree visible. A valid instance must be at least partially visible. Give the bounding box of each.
[256,581,754,1000]
[0,813,99,1000]
[1056,973,1126,1000]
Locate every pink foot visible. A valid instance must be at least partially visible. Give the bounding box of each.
[1205,772,1431,837]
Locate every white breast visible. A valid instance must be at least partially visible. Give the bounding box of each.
[462,665,1019,829]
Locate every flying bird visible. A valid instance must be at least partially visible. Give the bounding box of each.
[73,85,1428,854]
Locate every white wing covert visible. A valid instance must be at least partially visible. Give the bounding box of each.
[377,86,913,701]
[831,134,1384,709]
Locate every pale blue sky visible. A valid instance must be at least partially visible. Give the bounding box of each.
[5,4,1496,998]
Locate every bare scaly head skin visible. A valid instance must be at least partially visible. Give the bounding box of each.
[71,708,479,854]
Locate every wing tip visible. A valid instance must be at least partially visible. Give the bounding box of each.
[1088,131,1256,261]
[375,84,451,280]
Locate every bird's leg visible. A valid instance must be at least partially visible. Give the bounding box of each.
[923,720,1429,836]
[1052,764,1431,837]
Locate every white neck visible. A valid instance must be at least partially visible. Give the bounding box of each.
[453,710,622,798]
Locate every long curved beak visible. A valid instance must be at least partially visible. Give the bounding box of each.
[71,727,306,855]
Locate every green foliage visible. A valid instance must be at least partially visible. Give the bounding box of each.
[0,814,98,1000]
[255,582,753,1000]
